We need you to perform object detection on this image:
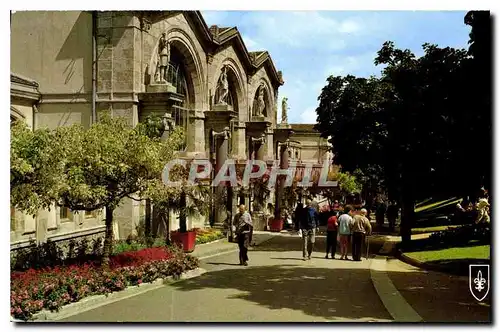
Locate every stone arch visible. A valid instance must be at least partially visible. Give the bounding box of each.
[212,58,246,117]
[249,77,274,120]
[147,27,205,110]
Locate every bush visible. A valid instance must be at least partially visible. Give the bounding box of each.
[193,228,224,244]
[112,237,166,255]
[11,238,103,272]
[427,223,491,247]
[11,236,172,272]
[10,246,199,321]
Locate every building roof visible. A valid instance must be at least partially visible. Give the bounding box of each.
[141,11,284,88]
[11,72,40,101]
[290,124,318,132]
[187,12,284,87]
[11,73,39,88]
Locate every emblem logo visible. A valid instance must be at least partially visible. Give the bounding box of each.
[469,264,490,301]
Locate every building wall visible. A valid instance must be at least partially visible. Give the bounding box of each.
[10,102,34,129]
[11,11,93,95]
[290,127,330,164]
[10,11,330,248]
[11,11,94,130]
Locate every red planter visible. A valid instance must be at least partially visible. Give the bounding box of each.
[171,230,196,253]
[269,219,284,232]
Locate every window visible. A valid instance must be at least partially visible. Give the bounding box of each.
[59,207,73,222]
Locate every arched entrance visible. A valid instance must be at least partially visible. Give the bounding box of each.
[144,31,206,155]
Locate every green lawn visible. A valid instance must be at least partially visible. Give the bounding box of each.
[411,225,458,234]
[405,245,490,263]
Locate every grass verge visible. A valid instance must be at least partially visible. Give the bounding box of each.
[405,245,490,262]
[411,225,459,235]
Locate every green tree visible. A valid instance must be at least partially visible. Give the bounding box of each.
[146,162,211,242]
[55,113,184,266]
[315,13,488,244]
[10,122,66,215]
[337,171,362,197]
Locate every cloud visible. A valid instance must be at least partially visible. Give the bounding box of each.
[324,51,380,78]
[239,11,374,50]
[338,20,362,34]
[299,107,318,124]
[241,35,260,50]
[201,11,229,26]
[199,10,471,127]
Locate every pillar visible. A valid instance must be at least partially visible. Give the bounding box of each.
[152,115,172,237]
[255,141,265,161]
[214,128,230,226]
[275,142,289,220]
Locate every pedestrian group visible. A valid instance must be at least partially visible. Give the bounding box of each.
[232,200,373,266]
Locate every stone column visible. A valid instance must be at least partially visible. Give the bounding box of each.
[213,127,230,226]
[250,134,267,230]
[232,121,247,160]
[251,133,267,211]
[266,128,274,160]
[187,109,206,158]
[255,141,265,161]
[275,141,289,220]
[151,117,173,238]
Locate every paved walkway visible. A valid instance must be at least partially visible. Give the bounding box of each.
[59,233,491,323]
[386,258,491,322]
[62,235,391,322]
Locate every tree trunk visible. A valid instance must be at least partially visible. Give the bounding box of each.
[400,187,414,247]
[145,198,152,244]
[102,205,114,268]
[163,210,171,245]
[179,191,187,233]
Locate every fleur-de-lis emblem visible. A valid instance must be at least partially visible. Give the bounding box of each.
[469,264,490,302]
[474,270,487,292]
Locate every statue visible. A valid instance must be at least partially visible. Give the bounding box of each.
[281,97,288,123]
[157,33,170,83]
[217,66,229,104]
[255,84,266,116]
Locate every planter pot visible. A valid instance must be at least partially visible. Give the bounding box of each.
[269,218,284,232]
[171,231,196,253]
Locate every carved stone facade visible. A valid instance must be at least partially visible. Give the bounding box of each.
[10,11,330,248]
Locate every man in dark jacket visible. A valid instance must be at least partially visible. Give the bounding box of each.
[233,205,253,266]
[300,199,319,260]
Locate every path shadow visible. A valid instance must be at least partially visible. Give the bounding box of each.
[251,235,384,256]
[206,262,242,266]
[170,264,393,321]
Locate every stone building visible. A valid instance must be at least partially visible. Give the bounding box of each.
[10,11,331,249]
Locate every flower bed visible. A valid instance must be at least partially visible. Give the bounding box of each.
[11,246,199,321]
[192,228,225,245]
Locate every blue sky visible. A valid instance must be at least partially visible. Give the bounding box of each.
[201,11,472,124]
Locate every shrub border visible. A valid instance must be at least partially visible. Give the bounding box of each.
[19,267,207,322]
